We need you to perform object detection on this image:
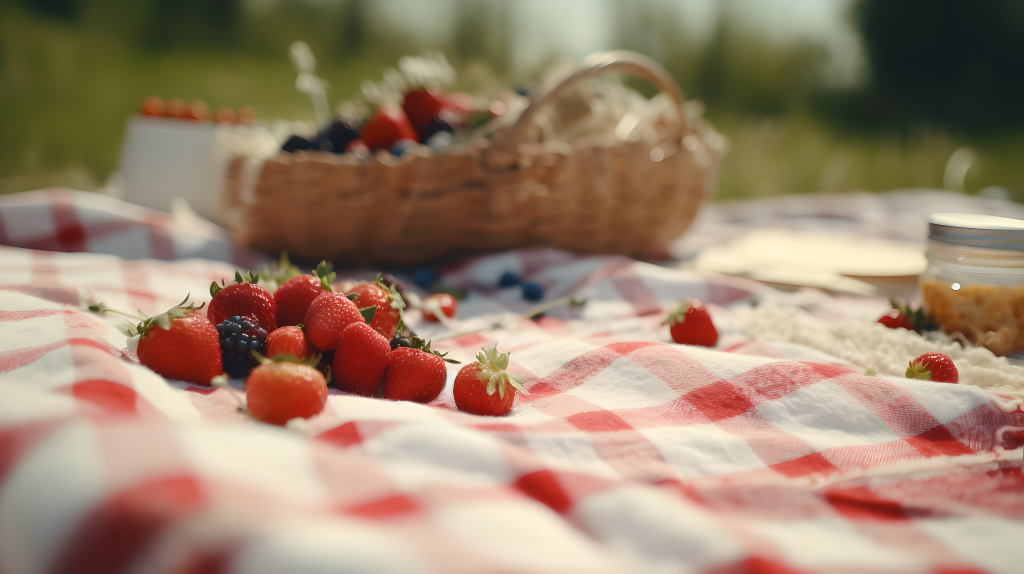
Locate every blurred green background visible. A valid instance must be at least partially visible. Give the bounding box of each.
[2,0,1022,200]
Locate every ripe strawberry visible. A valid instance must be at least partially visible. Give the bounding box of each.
[183,100,209,121]
[905,352,959,384]
[275,261,335,327]
[265,326,316,361]
[403,88,446,135]
[140,96,164,117]
[878,310,915,330]
[131,297,223,385]
[246,361,327,426]
[664,299,718,347]
[453,344,527,416]
[164,97,186,118]
[332,322,390,396]
[382,337,460,403]
[209,271,278,333]
[421,293,457,323]
[347,276,405,340]
[360,105,418,150]
[878,298,934,333]
[304,291,375,352]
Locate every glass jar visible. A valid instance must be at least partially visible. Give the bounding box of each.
[920,213,1024,356]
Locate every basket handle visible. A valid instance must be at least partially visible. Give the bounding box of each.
[485,50,689,169]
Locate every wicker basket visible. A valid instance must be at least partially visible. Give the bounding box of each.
[224,50,725,266]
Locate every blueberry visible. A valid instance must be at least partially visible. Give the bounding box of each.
[522,281,544,301]
[499,271,520,288]
[390,139,418,157]
[314,119,359,154]
[281,135,315,153]
[413,267,436,289]
[419,117,454,142]
[390,337,412,350]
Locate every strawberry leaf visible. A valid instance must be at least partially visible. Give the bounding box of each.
[346,292,359,301]
[251,350,322,368]
[359,305,377,324]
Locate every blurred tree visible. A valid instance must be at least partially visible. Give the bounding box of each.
[145,0,242,49]
[854,0,1024,132]
[18,0,80,22]
[335,0,366,56]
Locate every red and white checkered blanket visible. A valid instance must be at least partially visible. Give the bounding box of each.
[2,189,1023,574]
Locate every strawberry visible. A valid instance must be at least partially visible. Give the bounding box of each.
[664,299,718,347]
[164,97,186,118]
[246,359,327,426]
[332,321,390,396]
[878,298,934,333]
[905,352,959,384]
[303,291,376,352]
[360,105,418,150]
[209,271,278,332]
[878,309,915,330]
[265,326,316,361]
[275,260,336,327]
[403,88,446,135]
[129,297,223,385]
[347,275,406,340]
[140,96,164,117]
[382,337,460,403]
[453,344,527,416]
[421,293,457,323]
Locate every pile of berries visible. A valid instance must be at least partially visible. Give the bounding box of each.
[139,96,256,125]
[130,264,526,426]
[280,84,504,158]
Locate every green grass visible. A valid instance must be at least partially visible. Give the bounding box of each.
[2,5,1022,201]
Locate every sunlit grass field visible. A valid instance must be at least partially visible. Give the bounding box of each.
[2,5,1021,201]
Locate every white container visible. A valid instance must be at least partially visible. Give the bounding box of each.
[117,116,229,224]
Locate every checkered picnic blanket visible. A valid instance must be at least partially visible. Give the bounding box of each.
[2,189,1024,574]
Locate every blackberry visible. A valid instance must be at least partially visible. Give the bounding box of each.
[390,336,411,350]
[217,316,267,378]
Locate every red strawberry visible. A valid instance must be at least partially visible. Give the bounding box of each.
[421,293,457,323]
[140,96,164,117]
[246,361,327,426]
[275,261,336,327]
[304,291,374,352]
[905,352,959,384]
[403,88,446,134]
[878,299,933,333]
[664,299,718,347]
[332,322,390,396]
[878,310,915,330]
[209,271,278,332]
[265,326,316,361]
[453,344,527,416]
[382,337,459,403]
[347,276,405,340]
[132,298,223,385]
[360,105,418,150]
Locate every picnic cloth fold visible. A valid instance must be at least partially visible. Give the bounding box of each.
[2,189,1024,574]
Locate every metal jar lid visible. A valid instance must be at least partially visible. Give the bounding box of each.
[929,213,1024,250]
